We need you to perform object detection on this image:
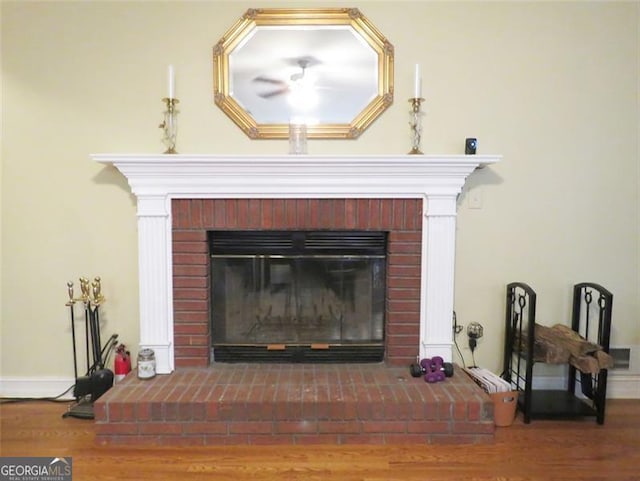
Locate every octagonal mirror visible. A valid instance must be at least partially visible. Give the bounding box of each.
[213,8,394,139]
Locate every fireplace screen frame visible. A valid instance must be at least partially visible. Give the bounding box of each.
[209,230,387,363]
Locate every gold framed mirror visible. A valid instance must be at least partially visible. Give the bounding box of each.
[213,8,394,139]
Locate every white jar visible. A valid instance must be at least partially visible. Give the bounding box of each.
[137,348,156,380]
[288,123,307,155]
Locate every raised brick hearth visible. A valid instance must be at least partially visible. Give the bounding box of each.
[172,198,422,368]
[95,364,494,445]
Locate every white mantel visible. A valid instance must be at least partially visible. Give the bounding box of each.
[92,154,501,373]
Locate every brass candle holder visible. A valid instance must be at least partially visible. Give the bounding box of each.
[408,97,424,155]
[159,97,179,154]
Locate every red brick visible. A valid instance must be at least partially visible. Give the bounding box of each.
[174,346,209,358]
[406,421,450,434]
[173,230,207,242]
[173,265,208,277]
[173,241,207,254]
[388,287,420,299]
[108,403,123,422]
[173,276,208,288]
[93,402,107,421]
[387,254,421,266]
[392,199,405,230]
[139,422,183,435]
[190,199,203,228]
[388,242,421,254]
[389,231,422,242]
[173,311,208,322]
[284,199,297,227]
[361,421,406,433]
[368,199,381,229]
[173,253,207,265]
[387,300,420,313]
[380,200,393,227]
[229,421,273,435]
[173,288,208,300]
[333,199,345,228]
[237,199,250,228]
[404,199,418,230]
[174,323,208,335]
[174,299,208,311]
[184,422,228,435]
[386,324,419,336]
[214,200,226,227]
[387,277,420,289]
[261,199,273,228]
[318,421,361,434]
[172,200,190,228]
[135,403,151,421]
[225,199,237,228]
[308,199,320,227]
[275,421,318,434]
[95,423,139,436]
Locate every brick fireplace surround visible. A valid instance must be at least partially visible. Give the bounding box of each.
[92,153,500,445]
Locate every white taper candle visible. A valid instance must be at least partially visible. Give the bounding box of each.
[414,63,421,99]
[168,65,175,99]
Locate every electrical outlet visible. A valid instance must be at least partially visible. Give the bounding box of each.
[469,188,483,209]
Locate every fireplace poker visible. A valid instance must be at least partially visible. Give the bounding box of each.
[66,282,79,382]
[93,304,104,369]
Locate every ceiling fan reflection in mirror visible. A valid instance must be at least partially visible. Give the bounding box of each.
[253,57,322,112]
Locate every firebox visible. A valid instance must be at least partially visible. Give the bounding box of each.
[210,230,387,362]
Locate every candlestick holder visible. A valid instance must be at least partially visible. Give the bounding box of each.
[159,97,179,154]
[408,97,424,155]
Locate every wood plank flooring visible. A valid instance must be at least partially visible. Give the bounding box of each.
[1,399,639,480]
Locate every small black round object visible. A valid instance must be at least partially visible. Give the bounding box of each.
[443,362,455,378]
[409,363,424,378]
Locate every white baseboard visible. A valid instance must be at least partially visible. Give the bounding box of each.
[0,377,76,400]
[532,373,640,399]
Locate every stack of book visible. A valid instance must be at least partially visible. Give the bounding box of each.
[463,367,512,393]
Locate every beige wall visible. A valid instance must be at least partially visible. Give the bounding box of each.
[1,1,638,381]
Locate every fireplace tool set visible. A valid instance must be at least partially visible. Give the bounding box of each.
[62,277,118,419]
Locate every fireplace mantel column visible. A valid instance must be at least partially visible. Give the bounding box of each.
[420,195,458,361]
[135,195,174,374]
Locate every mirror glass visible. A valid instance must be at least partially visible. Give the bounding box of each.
[213,8,394,139]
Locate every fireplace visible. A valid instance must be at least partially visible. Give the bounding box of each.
[210,230,387,363]
[92,153,501,374]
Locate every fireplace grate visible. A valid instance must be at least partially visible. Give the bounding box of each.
[210,230,386,256]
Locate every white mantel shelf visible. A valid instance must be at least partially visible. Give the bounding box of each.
[93,153,501,373]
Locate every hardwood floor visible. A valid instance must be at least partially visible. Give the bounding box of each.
[1,399,639,480]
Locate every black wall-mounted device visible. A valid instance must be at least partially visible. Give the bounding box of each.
[465,138,477,155]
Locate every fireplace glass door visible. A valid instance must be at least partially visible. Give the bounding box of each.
[210,231,386,362]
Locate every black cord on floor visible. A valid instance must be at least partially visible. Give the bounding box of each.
[0,384,75,404]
